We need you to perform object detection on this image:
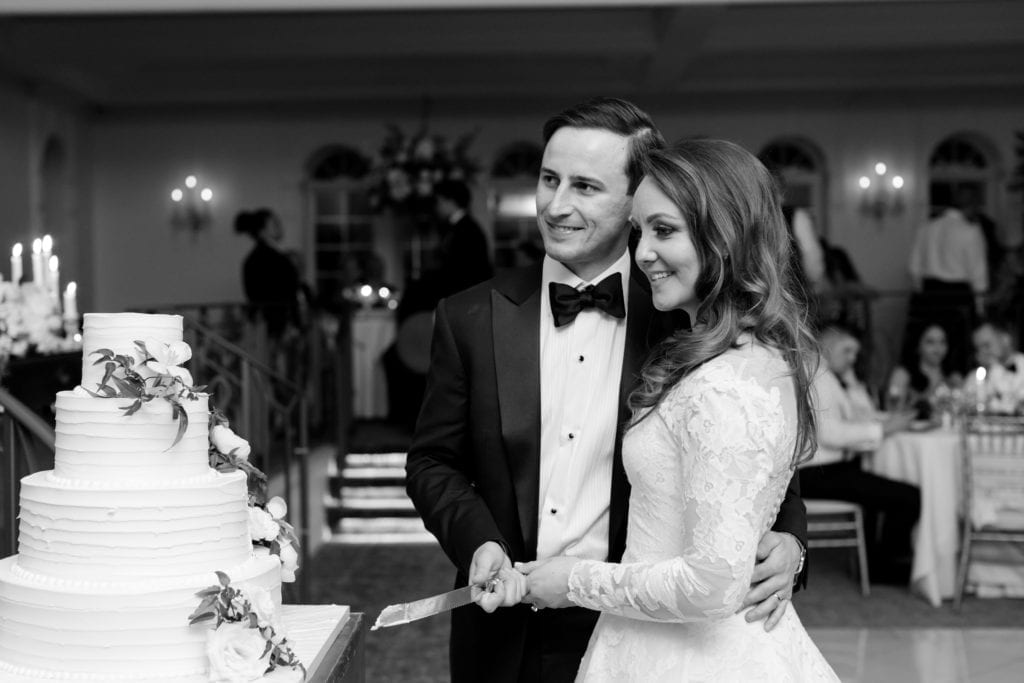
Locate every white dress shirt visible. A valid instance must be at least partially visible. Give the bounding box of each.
[536,249,630,561]
[908,208,988,293]
[804,367,884,468]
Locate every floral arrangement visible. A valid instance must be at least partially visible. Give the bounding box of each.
[189,572,304,682]
[0,281,79,373]
[88,339,204,448]
[209,409,300,582]
[367,125,479,213]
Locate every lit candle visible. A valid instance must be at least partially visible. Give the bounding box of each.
[63,281,78,319]
[30,238,43,284]
[11,243,23,284]
[48,255,60,302]
[41,235,53,290]
[976,366,987,409]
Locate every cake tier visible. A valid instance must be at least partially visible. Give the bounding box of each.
[17,469,254,581]
[54,390,211,482]
[0,553,282,680]
[80,313,183,392]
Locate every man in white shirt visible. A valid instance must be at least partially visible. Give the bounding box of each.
[406,97,808,683]
[800,325,920,584]
[907,189,989,373]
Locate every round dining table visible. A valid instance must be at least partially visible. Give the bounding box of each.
[865,425,962,607]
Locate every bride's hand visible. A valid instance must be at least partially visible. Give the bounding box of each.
[515,556,581,610]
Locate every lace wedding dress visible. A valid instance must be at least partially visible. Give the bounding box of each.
[569,342,839,682]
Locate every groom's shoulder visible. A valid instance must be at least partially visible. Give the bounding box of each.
[443,261,543,312]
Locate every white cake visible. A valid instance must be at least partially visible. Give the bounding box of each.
[0,313,284,681]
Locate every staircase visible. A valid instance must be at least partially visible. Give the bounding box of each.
[326,451,434,544]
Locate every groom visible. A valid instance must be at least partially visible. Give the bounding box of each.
[406,97,808,683]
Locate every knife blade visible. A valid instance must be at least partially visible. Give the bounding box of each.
[371,579,498,630]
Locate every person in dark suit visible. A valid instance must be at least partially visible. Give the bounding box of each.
[234,208,301,339]
[405,98,808,683]
[434,179,494,299]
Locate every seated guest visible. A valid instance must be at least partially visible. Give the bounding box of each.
[801,325,921,583]
[969,319,1024,413]
[887,323,963,419]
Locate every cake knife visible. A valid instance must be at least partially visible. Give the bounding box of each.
[371,578,499,630]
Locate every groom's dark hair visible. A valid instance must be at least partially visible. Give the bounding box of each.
[542,96,665,194]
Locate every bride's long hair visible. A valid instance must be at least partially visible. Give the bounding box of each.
[629,139,818,467]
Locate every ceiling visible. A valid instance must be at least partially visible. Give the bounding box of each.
[0,0,1022,113]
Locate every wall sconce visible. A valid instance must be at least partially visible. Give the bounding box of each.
[858,162,904,220]
[170,174,213,232]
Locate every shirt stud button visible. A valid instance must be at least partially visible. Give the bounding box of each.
[568,433,575,439]
[578,355,584,362]
[550,508,557,515]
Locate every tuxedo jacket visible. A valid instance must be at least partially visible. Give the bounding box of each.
[405,261,808,681]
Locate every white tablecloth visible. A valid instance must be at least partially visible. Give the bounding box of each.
[351,309,396,419]
[866,428,961,607]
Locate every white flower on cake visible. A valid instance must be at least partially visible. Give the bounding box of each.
[247,506,280,543]
[205,621,272,682]
[142,337,194,384]
[191,572,303,680]
[211,424,252,459]
[266,496,287,520]
[246,585,287,637]
[279,542,300,583]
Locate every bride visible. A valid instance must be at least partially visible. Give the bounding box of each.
[517,139,839,681]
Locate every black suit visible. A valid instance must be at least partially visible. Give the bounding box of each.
[406,261,808,683]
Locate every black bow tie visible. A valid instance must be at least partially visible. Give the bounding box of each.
[549,273,626,328]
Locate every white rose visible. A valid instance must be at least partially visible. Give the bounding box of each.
[245,585,285,636]
[265,496,287,521]
[206,621,271,682]
[279,542,299,583]
[247,506,279,543]
[211,425,251,460]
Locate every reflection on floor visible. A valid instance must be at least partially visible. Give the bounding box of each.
[808,628,1024,682]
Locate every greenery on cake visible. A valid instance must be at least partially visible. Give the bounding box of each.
[189,571,304,681]
[209,409,301,582]
[88,339,205,448]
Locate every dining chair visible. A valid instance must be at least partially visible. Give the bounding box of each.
[805,498,870,597]
[954,414,1024,610]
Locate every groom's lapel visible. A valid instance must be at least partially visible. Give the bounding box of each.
[492,263,543,559]
[609,266,657,560]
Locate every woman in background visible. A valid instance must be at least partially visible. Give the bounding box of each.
[234,208,301,339]
[886,323,962,419]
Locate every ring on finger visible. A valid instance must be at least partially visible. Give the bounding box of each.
[530,605,540,612]
[773,591,784,602]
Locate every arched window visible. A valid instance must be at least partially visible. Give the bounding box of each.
[303,145,374,302]
[758,137,828,236]
[928,133,1000,214]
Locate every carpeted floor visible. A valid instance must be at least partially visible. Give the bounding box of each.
[303,542,1024,682]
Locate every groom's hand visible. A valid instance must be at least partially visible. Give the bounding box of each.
[469,541,525,613]
[515,556,580,609]
[740,531,801,631]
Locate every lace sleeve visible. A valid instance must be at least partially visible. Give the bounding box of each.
[566,360,791,622]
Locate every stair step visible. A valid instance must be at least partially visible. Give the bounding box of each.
[342,466,405,480]
[337,516,431,534]
[339,485,408,499]
[346,452,407,467]
[331,531,437,544]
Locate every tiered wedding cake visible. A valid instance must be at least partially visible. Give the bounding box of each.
[0,313,285,681]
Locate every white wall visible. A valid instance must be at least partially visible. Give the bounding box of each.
[78,99,1024,374]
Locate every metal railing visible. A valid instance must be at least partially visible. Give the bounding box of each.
[172,311,316,601]
[1,387,56,558]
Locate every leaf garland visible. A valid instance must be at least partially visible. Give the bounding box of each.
[87,341,205,449]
